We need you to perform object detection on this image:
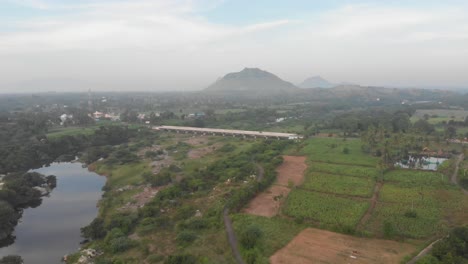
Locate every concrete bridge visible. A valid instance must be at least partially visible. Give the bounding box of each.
[152,125,302,140]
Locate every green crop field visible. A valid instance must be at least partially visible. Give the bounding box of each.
[366,202,443,238]
[309,162,379,178]
[302,172,375,197]
[301,138,379,167]
[283,189,369,227]
[383,170,450,186]
[365,168,468,239]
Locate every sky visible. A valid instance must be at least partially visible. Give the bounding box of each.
[1,0,468,92]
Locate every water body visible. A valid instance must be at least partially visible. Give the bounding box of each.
[396,156,447,171]
[0,162,105,264]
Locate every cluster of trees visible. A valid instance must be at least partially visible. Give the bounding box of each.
[0,172,56,243]
[419,226,468,264]
[0,125,135,174]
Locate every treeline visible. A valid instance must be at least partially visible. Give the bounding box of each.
[0,172,56,244]
[0,125,135,174]
[418,226,468,264]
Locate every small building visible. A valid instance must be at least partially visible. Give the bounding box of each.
[92,111,104,119]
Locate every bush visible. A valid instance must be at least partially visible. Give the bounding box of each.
[0,255,23,264]
[240,225,262,249]
[109,236,134,253]
[176,231,197,246]
[404,210,418,218]
[164,254,197,264]
[81,218,107,240]
[147,254,165,263]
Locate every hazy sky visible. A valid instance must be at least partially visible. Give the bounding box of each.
[1,0,468,92]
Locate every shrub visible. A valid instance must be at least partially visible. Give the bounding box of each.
[0,255,23,264]
[109,236,134,253]
[164,254,197,264]
[404,210,418,218]
[176,231,197,246]
[240,225,262,249]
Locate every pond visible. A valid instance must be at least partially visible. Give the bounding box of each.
[0,162,106,264]
[395,156,447,171]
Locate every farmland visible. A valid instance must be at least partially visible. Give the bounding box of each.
[279,137,468,243]
[300,137,379,167]
[283,189,369,228]
[301,172,375,197]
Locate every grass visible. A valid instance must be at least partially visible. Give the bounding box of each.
[383,170,450,186]
[283,189,369,228]
[232,214,304,263]
[46,126,98,138]
[302,172,375,197]
[309,162,379,178]
[94,161,150,188]
[300,137,379,167]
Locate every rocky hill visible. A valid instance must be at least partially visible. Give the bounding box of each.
[204,68,299,94]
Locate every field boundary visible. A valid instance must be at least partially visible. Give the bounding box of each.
[308,160,377,168]
[356,181,383,230]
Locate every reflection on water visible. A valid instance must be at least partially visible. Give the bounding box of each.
[396,156,447,171]
[0,163,105,264]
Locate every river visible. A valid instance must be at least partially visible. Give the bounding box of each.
[0,162,105,264]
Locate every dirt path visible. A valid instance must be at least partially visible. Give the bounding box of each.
[243,156,307,217]
[270,228,416,264]
[451,154,467,195]
[255,163,264,182]
[406,238,443,264]
[223,207,245,264]
[356,182,383,230]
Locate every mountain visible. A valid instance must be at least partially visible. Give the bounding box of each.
[298,76,335,88]
[204,68,299,94]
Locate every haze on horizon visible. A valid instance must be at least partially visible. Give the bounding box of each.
[1,0,468,93]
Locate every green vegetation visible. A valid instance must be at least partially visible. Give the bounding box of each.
[302,172,374,197]
[232,214,304,264]
[283,190,369,228]
[309,162,379,178]
[300,137,378,166]
[416,226,468,264]
[0,172,56,242]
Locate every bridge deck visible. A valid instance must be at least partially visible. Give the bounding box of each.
[153,125,301,139]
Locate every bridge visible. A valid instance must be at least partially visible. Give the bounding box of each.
[152,125,302,140]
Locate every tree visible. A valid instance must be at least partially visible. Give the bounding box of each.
[240,225,262,249]
[445,126,457,139]
[81,218,107,240]
[413,119,435,135]
[0,255,23,264]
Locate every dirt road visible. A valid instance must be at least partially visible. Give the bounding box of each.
[223,207,245,264]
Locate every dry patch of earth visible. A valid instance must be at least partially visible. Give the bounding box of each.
[243,156,307,217]
[187,143,222,159]
[184,135,210,146]
[119,185,161,211]
[270,228,416,264]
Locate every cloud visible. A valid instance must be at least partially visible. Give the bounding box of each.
[0,0,291,54]
[0,1,467,91]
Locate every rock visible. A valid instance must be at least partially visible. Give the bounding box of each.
[195,210,202,218]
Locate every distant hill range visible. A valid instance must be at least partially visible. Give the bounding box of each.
[298,76,335,88]
[204,68,299,94]
[203,67,458,103]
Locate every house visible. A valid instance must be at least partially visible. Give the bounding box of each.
[137,113,146,120]
[92,111,104,119]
